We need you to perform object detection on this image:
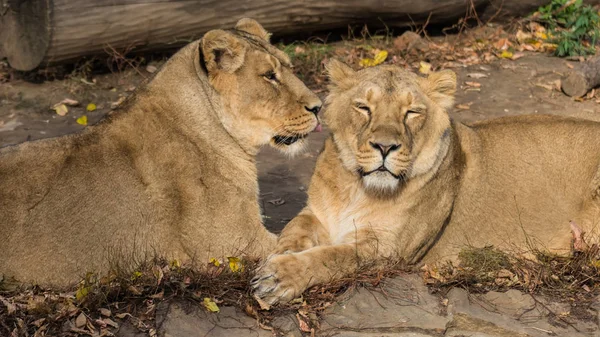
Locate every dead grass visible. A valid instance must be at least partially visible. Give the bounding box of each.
[424,245,600,303]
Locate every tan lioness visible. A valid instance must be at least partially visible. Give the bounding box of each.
[0,19,322,286]
[253,60,600,304]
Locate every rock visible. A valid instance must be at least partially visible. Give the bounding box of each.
[271,314,302,337]
[320,274,448,335]
[157,301,271,337]
[393,31,430,53]
[446,288,597,337]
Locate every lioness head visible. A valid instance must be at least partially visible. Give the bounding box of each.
[324,60,456,195]
[200,19,322,155]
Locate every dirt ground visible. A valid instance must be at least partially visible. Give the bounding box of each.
[2,51,600,232]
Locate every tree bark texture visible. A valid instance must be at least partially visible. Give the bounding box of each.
[562,55,600,97]
[2,0,600,71]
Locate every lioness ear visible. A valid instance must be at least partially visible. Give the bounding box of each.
[326,59,357,90]
[201,30,246,74]
[235,18,271,42]
[424,69,456,111]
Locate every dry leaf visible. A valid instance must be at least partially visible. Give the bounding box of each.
[499,50,514,59]
[565,62,575,69]
[456,104,472,110]
[418,61,432,74]
[253,294,271,311]
[115,313,131,319]
[60,98,80,106]
[53,104,69,116]
[127,286,142,295]
[146,65,157,73]
[0,295,16,315]
[227,256,243,273]
[203,298,220,313]
[152,265,164,285]
[535,83,553,91]
[76,115,88,126]
[75,312,87,328]
[99,308,111,317]
[103,318,119,329]
[209,257,221,267]
[359,50,388,67]
[32,318,46,327]
[465,81,481,88]
[553,80,562,91]
[76,285,90,301]
[494,38,512,50]
[511,52,525,60]
[296,313,311,332]
[467,73,488,79]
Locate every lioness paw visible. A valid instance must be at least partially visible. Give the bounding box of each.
[251,254,308,305]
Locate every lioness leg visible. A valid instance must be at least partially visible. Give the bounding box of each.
[252,228,390,305]
[573,167,600,249]
[273,208,331,254]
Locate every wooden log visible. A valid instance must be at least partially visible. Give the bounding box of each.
[562,56,600,97]
[2,0,597,71]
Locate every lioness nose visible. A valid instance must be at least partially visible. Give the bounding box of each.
[305,104,321,116]
[370,142,400,156]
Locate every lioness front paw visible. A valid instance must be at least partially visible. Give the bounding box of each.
[251,254,309,305]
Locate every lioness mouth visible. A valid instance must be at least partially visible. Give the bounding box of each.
[360,166,402,179]
[273,134,307,146]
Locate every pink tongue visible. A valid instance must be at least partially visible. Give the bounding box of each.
[314,123,322,132]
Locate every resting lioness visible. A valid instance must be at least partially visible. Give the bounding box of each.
[0,19,322,286]
[253,60,600,304]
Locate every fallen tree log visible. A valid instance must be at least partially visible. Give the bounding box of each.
[1,0,599,71]
[561,56,600,97]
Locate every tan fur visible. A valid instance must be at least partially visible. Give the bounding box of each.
[0,19,322,286]
[253,61,600,305]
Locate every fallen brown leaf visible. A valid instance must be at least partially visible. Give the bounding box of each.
[467,72,488,79]
[75,312,87,328]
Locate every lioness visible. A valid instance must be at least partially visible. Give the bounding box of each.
[253,60,600,304]
[0,19,322,286]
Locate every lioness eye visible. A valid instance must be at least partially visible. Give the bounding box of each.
[355,104,371,115]
[405,110,422,119]
[263,71,278,82]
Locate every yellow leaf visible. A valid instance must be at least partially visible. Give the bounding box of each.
[131,271,142,280]
[209,257,221,267]
[76,286,90,301]
[534,31,548,40]
[359,50,388,68]
[170,259,181,269]
[372,50,388,65]
[53,104,68,116]
[86,103,97,112]
[203,297,220,312]
[499,50,513,59]
[419,61,432,74]
[76,115,88,126]
[227,256,243,273]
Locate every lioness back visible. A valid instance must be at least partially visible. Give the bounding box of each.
[425,115,600,261]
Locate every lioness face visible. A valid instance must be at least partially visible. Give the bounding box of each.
[324,60,456,195]
[201,19,322,155]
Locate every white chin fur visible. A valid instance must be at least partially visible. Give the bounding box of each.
[276,138,307,157]
[362,172,399,193]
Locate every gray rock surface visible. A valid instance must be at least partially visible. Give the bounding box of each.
[115,274,599,337]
